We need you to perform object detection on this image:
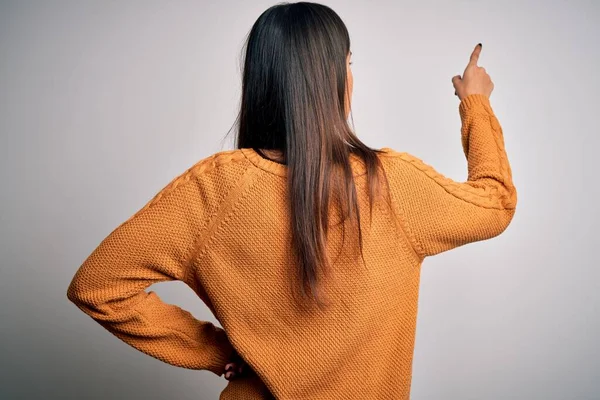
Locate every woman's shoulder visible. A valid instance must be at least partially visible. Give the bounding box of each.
[181,149,249,179]
[377,147,420,165]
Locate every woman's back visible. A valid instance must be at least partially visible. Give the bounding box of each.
[67,93,516,399]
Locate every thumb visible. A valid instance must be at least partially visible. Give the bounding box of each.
[452,74,462,89]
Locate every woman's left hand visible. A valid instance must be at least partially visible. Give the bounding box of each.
[224,350,249,380]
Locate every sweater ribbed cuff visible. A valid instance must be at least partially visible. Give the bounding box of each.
[459,93,493,119]
[204,326,236,376]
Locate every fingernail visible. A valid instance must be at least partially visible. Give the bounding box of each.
[225,372,232,379]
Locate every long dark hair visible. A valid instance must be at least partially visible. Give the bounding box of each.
[227,1,394,310]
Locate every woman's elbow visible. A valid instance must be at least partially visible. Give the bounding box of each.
[66,276,83,305]
[66,274,108,318]
[488,207,517,240]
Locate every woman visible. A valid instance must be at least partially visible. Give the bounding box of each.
[67,2,516,399]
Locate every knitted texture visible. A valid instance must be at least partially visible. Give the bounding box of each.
[67,93,517,399]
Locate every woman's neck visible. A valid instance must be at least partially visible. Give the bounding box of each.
[259,149,285,164]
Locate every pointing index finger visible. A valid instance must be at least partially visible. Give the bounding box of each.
[469,43,482,67]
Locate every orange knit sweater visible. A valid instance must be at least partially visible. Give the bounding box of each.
[67,93,517,399]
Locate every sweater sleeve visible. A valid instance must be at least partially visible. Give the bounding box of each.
[384,93,517,258]
[66,169,235,376]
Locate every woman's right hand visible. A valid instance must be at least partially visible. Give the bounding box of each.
[452,43,494,100]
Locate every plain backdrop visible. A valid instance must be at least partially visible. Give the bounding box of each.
[1,1,598,399]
